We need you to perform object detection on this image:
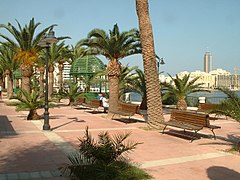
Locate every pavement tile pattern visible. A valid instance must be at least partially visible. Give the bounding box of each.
[1,97,240,179]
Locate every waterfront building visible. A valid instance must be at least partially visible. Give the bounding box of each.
[204,51,213,73]
[177,70,215,89]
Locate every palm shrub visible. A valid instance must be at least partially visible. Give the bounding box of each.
[15,88,44,120]
[162,73,209,110]
[61,81,86,106]
[211,88,240,121]
[60,127,152,180]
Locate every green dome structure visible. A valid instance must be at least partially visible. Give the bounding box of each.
[70,55,105,77]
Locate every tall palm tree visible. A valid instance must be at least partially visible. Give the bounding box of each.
[57,44,73,93]
[0,43,20,98]
[162,73,208,110]
[136,0,164,126]
[35,56,45,97]
[42,42,71,98]
[0,18,53,93]
[77,24,141,114]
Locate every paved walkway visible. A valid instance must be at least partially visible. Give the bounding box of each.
[0,97,240,179]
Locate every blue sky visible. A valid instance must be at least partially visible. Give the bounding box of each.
[1,0,239,75]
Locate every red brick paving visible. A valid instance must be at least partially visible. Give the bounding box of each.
[1,98,240,179]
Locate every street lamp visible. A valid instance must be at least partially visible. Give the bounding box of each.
[156,56,165,73]
[38,28,58,130]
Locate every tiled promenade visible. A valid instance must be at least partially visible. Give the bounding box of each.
[0,97,240,180]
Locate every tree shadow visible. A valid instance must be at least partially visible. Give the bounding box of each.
[207,166,240,180]
[51,118,85,131]
[0,139,70,178]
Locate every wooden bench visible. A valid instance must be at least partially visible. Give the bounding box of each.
[85,99,102,112]
[109,102,138,120]
[74,97,86,106]
[161,109,221,142]
[197,103,218,114]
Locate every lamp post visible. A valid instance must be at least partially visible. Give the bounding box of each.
[156,57,165,73]
[38,28,58,130]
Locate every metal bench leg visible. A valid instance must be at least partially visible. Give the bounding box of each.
[162,125,167,133]
[210,128,216,139]
[190,130,200,143]
[111,114,115,120]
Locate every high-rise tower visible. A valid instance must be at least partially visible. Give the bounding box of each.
[204,51,212,73]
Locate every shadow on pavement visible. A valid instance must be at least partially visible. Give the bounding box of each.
[0,115,17,138]
[0,139,69,175]
[207,166,240,180]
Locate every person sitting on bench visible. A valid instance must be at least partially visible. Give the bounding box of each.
[100,93,109,113]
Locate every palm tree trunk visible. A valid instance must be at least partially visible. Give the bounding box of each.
[20,64,33,93]
[136,0,164,127]
[58,63,64,93]
[107,59,121,115]
[48,65,54,98]
[5,70,13,98]
[27,109,40,120]
[177,97,187,110]
[39,67,45,97]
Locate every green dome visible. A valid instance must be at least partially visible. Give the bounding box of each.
[70,55,105,76]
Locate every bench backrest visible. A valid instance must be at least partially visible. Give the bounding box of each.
[170,110,210,127]
[90,100,102,107]
[118,102,138,114]
[198,103,217,112]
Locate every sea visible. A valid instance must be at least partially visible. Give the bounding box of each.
[129,90,240,104]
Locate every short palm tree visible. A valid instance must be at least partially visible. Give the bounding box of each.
[136,0,164,126]
[162,73,208,110]
[211,88,240,121]
[15,88,44,120]
[0,18,53,93]
[118,65,138,101]
[77,24,141,115]
[60,127,152,180]
[61,81,85,106]
[125,69,147,111]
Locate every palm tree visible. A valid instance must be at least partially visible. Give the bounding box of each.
[43,42,71,98]
[136,0,164,126]
[57,44,73,93]
[162,73,208,110]
[211,88,240,121]
[0,18,53,93]
[118,65,138,101]
[0,43,20,98]
[35,55,45,97]
[77,24,141,115]
[60,127,151,180]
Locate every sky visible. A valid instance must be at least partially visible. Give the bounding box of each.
[0,0,240,75]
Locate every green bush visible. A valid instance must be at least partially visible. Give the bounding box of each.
[60,127,152,180]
